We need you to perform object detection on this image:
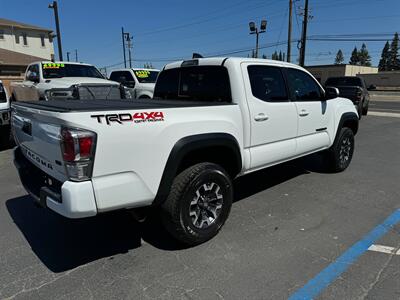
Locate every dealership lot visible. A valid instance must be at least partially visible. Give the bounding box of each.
[0,107,399,299]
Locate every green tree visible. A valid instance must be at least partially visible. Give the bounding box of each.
[278,51,283,61]
[389,32,400,70]
[334,49,344,64]
[378,41,391,71]
[271,51,278,60]
[349,46,360,65]
[262,54,267,59]
[359,43,371,66]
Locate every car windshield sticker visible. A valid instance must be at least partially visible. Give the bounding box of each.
[42,63,65,69]
[135,70,150,78]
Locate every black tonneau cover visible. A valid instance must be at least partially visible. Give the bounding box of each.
[12,99,235,113]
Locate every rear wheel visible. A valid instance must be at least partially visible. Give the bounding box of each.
[324,127,355,172]
[161,162,233,246]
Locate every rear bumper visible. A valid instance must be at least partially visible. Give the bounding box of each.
[13,147,97,218]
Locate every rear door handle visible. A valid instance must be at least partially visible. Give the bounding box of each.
[254,113,269,122]
[299,109,309,117]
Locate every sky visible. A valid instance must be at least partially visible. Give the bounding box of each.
[2,0,400,71]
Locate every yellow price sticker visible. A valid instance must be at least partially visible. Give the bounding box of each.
[135,70,150,78]
[43,63,65,69]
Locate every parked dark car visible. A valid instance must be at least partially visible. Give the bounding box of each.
[325,76,375,119]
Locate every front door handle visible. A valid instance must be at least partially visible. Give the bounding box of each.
[254,113,269,122]
[299,109,309,117]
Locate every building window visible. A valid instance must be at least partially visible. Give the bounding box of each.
[22,33,28,46]
[0,30,4,40]
[15,33,20,44]
[40,34,45,47]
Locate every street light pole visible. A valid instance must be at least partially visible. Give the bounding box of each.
[249,20,267,58]
[48,1,63,61]
[287,0,293,62]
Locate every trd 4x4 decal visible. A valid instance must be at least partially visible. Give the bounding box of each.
[91,112,164,125]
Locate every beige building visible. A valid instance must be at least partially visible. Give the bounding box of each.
[306,64,378,85]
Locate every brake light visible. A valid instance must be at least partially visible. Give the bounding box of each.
[60,127,96,181]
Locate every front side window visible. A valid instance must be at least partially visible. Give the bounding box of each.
[0,30,4,40]
[154,66,231,102]
[247,65,288,102]
[26,64,39,81]
[15,33,20,44]
[287,68,322,101]
[41,63,104,79]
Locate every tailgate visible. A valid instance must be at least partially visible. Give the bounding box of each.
[12,104,68,182]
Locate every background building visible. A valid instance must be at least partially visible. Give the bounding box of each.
[306,64,378,85]
[0,18,54,91]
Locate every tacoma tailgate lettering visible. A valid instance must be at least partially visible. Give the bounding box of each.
[91,112,164,125]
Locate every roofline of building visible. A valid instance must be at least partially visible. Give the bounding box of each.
[0,18,53,33]
[306,64,378,68]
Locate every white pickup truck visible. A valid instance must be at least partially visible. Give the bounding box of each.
[10,61,129,101]
[12,57,359,245]
[109,68,160,99]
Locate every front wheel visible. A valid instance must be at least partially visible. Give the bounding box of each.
[161,163,233,246]
[324,127,355,172]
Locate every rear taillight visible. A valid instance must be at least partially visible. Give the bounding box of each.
[60,127,96,181]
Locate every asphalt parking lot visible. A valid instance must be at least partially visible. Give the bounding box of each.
[0,102,399,299]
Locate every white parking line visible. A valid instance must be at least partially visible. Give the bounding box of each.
[369,111,400,118]
[368,244,400,255]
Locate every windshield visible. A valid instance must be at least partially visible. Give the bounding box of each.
[153,66,231,102]
[42,63,104,79]
[132,70,159,83]
[325,77,362,87]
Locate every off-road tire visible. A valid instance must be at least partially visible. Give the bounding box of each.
[325,127,355,172]
[161,162,233,246]
[362,102,369,116]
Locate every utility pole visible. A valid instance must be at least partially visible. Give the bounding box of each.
[49,1,63,61]
[67,51,70,62]
[121,27,127,68]
[299,0,309,67]
[75,49,78,62]
[249,20,267,58]
[287,0,293,62]
[126,34,133,68]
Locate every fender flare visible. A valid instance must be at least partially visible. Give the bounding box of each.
[334,112,359,142]
[153,133,242,206]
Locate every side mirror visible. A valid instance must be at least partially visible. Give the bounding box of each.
[367,84,376,91]
[325,86,339,100]
[27,71,39,83]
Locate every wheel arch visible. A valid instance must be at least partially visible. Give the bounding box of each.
[334,112,359,141]
[153,133,242,206]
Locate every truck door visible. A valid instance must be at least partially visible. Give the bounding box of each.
[110,71,136,97]
[22,64,40,101]
[241,63,298,169]
[286,68,331,155]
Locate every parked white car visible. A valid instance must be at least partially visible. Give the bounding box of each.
[10,61,130,101]
[12,57,358,245]
[109,68,160,99]
[0,80,11,145]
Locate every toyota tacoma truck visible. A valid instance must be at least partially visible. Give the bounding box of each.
[325,76,372,119]
[109,68,160,99]
[10,61,130,101]
[12,57,359,245]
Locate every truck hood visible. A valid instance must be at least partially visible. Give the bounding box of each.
[44,77,120,88]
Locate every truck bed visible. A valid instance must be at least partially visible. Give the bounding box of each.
[12,99,235,112]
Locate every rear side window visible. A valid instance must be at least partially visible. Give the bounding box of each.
[110,71,135,83]
[247,65,288,102]
[287,68,322,101]
[154,66,231,102]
